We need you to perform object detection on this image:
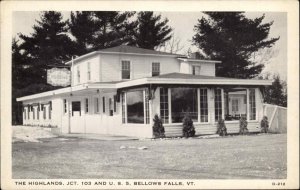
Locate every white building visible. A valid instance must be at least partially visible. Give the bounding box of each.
[17,45,272,138]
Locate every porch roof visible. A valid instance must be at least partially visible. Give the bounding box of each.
[16,82,119,102]
[17,73,272,102]
[116,73,273,88]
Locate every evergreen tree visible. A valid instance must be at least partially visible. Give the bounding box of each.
[19,11,77,83]
[263,75,287,107]
[130,12,173,50]
[92,11,137,50]
[69,11,136,52]
[193,12,279,78]
[69,11,96,55]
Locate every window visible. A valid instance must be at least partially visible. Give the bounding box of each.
[95,98,99,113]
[43,105,46,120]
[49,102,52,119]
[23,107,26,120]
[85,98,89,113]
[121,93,126,123]
[63,99,67,114]
[224,89,247,121]
[77,66,80,83]
[72,101,81,116]
[102,97,105,113]
[121,60,130,79]
[28,106,30,119]
[87,62,91,81]
[109,98,113,116]
[232,99,239,112]
[127,90,144,124]
[152,62,160,76]
[192,65,201,75]
[145,89,150,124]
[171,88,198,123]
[160,88,169,124]
[214,89,222,121]
[37,104,40,120]
[200,89,208,122]
[249,89,256,120]
[113,95,117,112]
[33,107,35,120]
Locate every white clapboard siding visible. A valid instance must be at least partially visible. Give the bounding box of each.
[164,122,260,137]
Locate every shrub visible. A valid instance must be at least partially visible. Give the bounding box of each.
[239,117,248,135]
[182,113,196,138]
[152,114,165,138]
[216,119,227,136]
[260,116,269,133]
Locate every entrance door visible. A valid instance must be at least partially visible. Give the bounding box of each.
[70,101,85,133]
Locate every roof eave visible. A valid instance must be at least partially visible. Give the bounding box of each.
[177,58,222,63]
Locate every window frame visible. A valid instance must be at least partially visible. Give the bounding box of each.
[152,62,160,76]
[199,88,209,123]
[94,97,99,113]
[192,65,201,75]
[170,87,199,123]
[249,88,256,121]
[121,60,131,80]
[85,98,89,114]
[214,88,223,122]
[77,65,80,84]
[160,87,169,124]
[87,62,91,81]
[63,99,67,114]
[102,97,105,113]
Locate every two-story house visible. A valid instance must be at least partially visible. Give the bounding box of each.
[17,45,272,138]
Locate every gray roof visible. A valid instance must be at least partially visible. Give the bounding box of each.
[99,45,183,56]
[151,72,242,80]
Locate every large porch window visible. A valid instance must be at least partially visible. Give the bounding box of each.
[160,88,169,124]
[126,90,144,124]
[249,89,256,120]
[171,88,198,123]
[121,89,150,124]
[214,89,222,121]
[224,88,257,121]
[200,89,208,122]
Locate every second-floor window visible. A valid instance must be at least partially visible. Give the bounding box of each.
[87,62,91,81]
[152,62,160,76]
[77,66,80,83]
[121,60,130,79]
[192,65,201,75]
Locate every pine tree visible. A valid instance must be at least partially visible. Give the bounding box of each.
[19,11,77,83]
[130,12,173,50]
[193,12,279,78]
[263,75,287,107]
[91,11,137,50]
[69,11,137,52]
[69,11,97,55]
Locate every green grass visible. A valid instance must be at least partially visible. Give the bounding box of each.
[12,134,286,179]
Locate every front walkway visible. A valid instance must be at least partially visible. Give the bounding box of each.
[59,133,139,141]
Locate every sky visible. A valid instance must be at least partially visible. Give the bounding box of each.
[12,11,287,80]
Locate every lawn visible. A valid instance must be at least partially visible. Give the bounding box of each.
[12,134,286,179]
